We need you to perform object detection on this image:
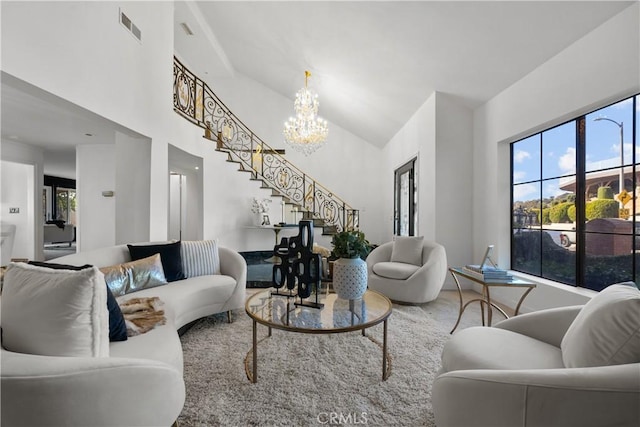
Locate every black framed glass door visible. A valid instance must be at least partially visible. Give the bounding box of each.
[394,158,416,236]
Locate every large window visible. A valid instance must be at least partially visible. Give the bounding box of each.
[511,95,639,291]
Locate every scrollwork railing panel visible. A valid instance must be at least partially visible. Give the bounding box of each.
[173,56,359,232]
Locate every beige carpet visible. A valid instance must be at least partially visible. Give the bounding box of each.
[177,290,492,426]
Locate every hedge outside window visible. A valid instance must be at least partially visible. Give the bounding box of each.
[511,94,639,292]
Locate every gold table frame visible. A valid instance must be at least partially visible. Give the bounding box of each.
[449,267,536,334]
[245,289,392,383]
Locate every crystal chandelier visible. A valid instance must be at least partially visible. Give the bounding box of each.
[283,71,328,156]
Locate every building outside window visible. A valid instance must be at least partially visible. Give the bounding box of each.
[511,94,639,291]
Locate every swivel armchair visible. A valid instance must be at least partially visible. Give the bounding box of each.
[433,283,640,427]
[366,237,447,304]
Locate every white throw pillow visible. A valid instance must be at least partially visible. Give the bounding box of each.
[1,262,109,357]
[561,282,640,368]
[390,236,424,266]
[181,239,220,277]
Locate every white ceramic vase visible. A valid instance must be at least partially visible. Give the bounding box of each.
[333,257,368,300]
[254,212,264,226]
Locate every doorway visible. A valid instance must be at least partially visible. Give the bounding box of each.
[394,158,417,236]
[42,175,77,259]
[168,144,203,241]
[43,175,76,224]
[169,173,186,241]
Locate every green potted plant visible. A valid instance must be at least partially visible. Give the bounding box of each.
[330,230,371,299]
[331,230,371,260]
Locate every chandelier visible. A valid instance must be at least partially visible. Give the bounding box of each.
[283,71,328,156]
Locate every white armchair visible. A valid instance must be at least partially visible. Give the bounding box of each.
[366,238,447,304]
[433,283,640,427]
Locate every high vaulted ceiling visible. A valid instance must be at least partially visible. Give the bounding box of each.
[1,0,634,172]
[176,1,633,147]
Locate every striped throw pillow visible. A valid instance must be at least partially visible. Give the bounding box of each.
[180,240,220,278]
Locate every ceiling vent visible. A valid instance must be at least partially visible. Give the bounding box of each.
[180,22,194,36]
[119,8,142,42]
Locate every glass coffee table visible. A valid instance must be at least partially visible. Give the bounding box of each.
[245,288,392,383]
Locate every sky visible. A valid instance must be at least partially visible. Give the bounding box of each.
[513,95,640,203]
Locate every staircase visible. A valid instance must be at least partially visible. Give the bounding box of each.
[173,56,359,234]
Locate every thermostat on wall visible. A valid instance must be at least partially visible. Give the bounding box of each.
[102,191,115,197]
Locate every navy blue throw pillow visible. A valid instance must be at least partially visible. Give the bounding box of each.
[105,286,128,341]
[127,241,185,282]
[27,261,128,342]
[28,261,92,271]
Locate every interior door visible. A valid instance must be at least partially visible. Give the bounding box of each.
[394,158,416,236]
[168,173,186,241]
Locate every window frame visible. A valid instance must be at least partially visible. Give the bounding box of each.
[394,158,417,236]
[510,94,638,291]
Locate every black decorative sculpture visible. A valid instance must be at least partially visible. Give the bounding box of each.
[272,220,323,308]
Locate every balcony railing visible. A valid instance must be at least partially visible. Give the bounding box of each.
[173,56,358,232]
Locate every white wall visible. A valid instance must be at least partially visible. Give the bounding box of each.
[473,3,640,311]
[434,93,474,287]
[76,145,115,251]
[2,1,174,245]
[1,161,35,259]
[381,92,474,290]
[1,2,174,141]
[115,132,151,245]
[2,1,385,253]
[0,140,44,260]
[383,93,436,242]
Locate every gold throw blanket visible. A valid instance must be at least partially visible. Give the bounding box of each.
[118,297,166,337]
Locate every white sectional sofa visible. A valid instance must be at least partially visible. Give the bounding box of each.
[1,242,246,427]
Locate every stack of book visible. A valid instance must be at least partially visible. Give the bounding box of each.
[463,265,512,282]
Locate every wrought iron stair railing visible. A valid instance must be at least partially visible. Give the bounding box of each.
[173,56,359,233]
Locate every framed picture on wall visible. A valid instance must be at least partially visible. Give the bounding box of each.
[262,215,270,226]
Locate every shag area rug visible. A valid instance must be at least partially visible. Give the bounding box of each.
[178,294,472,426]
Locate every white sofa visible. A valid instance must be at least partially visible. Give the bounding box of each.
[1,242,247,427]
[433,284,640,427]
[43,223,75,245]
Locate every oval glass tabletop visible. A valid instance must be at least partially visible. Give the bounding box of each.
[245,288,392,333]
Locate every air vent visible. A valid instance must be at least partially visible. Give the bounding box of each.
[180,22,194,36]
[119,8,142,42]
